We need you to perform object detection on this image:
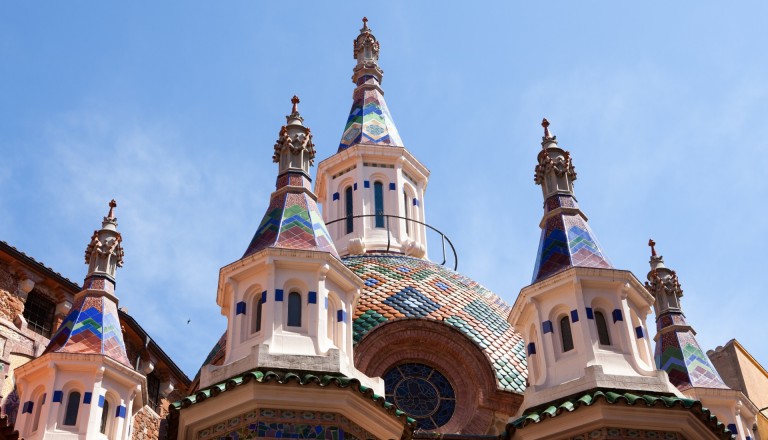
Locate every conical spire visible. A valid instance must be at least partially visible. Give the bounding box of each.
[244,97,338,258]
[645,240,728,391]
[338,18,404,151]
[531,119,611,282]
[44,200,131,366]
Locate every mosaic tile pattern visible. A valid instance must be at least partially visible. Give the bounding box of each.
[338,75,404,151]
[655,312,728,391]
[243,189,338,259]
[344,254,527,393]
[532,195,612,282]
[198,408,374,440]
[44,293,131,367]
[383,363,455,430]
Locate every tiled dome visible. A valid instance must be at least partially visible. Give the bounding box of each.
[345,254,527,393]
[196,255,528,394]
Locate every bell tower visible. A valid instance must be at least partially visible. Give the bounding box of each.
[13,201,146,440]
[316,18,430,258]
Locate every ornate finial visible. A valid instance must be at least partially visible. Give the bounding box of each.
[542,118,551,139]
[362,17,368,29]
[291,95,300,114]
[648,239,657,257]
[107,199,117,219]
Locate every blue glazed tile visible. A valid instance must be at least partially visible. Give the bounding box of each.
[542,320,553,334]
[527,342,536,355]
[612,309,623,323]
[236,301,246,315]
[586,307,594,319]
[571,310,579,323]
[83,392,92,404]
[364,180,370,188]
[53,391,63,403]
[275,289,284,302]
[635,326,644,339]
[308,291,317,304]
[389,182,396,190]
[332,192,339,201]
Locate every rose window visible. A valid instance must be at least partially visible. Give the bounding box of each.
[383,363,456,430]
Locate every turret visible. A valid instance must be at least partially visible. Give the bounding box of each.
[13,201,146,440]
[316,18,430,258]
[509,121,676,412]
[205,98,381,393]
[646,240,759,440]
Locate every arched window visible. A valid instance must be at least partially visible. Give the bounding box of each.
[254,297,263,333]
[595,311,611,346]
[31,393,43,431]
[345,186,354,234]
[559,316,574,352]
[63,391,80,426]
[99,400,110,434]
[403,190,410,234]
[287,292,302,327]
[374,181,384,228]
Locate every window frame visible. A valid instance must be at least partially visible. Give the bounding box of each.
[559,315,574,353]
[23,290,56,338]
[344,185,354,234]
[373,181,385,228]
[594,310,612,346]
[287,292,302,327]
[62,390,81,426]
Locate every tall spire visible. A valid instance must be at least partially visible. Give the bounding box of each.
[531,119,611,282]
[645,240,728,391]
[338,18,404,151]
[44,200,131,366]
[244,97,337,258]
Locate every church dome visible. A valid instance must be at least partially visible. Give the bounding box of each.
[345,254,527,393]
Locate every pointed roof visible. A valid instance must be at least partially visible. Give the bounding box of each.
[43,200,131,367]
[338,18,404,151]
[645,241,729,391]
[532,120,611,282]
[243,97,339,258]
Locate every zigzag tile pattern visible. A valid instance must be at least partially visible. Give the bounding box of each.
[338,76,403,151]
[654,314,728,391]
[533,195,612,282]
[344,254,527,393]
[44,294,131,367]
[243,191,338,258]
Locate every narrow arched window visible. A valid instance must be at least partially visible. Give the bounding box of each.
[287,292,302,327]
[560,316,574,352]
[100,400,110,434]
[345,186,354,234]
[254,297,263,333]
[595,311,611,346]
[403,191,410,234]
[63,391,80,426]
[374,181,385,228]
[31,394,43,431]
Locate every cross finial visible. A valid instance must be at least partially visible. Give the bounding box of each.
[362,17,368,29]
[648,238,657,257]
[108,199,117,219]
[542,118,551,139]
[291,95,300,113]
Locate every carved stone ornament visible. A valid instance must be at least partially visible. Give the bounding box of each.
[272,125,316,165]
[84,230,124,275]
[534,149,577,185]
[645,268,683,300]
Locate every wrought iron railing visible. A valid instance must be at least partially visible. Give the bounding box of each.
[325,214,458,270]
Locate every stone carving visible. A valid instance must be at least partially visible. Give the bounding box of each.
[354,17,380,62]
[534,149,577,185]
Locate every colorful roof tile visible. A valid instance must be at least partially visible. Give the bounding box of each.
[654,316,729,391]
[43,201,131,367]
[338,19,404,151]
[343,254,527,393]
[506,389,731,439]
[243,98,339,259]
[645,244,729,391]
[243,191,338,258]
[532,121,612,282]
[44,293,131,367]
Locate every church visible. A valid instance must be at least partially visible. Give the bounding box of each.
[0,18,765,440]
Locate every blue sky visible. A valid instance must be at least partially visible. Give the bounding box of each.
[1,2,766,377]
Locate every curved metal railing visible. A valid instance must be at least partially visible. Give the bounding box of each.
[325,214,458,271]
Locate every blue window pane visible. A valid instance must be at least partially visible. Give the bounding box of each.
[374,182,384,228]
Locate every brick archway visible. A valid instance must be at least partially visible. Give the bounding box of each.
[354,318,523,434]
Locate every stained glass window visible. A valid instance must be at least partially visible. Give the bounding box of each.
[383,363,456,430]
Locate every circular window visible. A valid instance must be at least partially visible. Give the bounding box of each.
[383,363,456,430]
